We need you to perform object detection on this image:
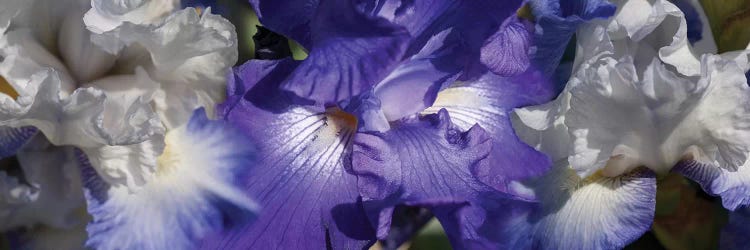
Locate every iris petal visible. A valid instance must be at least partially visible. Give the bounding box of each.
[480,17,532,76]
[721,207,750,250]
[353,109,514,248]
[488,165,657,249]
[673,159,750,210]
[0,126,36,158]
[91,8,237,128]
[279,0,410,104]
[79,108,258,250]
[421,72,553,197]
[529,0,616,76]
[0,70,159,148]
[203,78,376,248]
[249,0,317,48]
[1,135,85,231]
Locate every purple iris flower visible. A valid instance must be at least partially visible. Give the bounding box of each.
[200,0,614,248]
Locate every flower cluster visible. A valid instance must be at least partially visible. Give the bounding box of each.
[0,0,749,249]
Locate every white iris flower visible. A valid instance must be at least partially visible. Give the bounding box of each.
[0,0,257,248]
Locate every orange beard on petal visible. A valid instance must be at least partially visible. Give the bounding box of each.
[0,75,19,99]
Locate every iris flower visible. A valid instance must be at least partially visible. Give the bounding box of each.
[0,0,257,248]
[202,0,613,249]
[509,0,750,248]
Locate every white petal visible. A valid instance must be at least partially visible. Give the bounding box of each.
[82,67,164,146]
[1,29,76,94]
[512,97,571,162]
[0,69,161,147]
[91,8,237,128]
[80,109,258,249]
[0,134,85,231]
[58,8,116,83]
[84,0,178,34]
[671,55,750,170]
[79,134,162,190]
[565,53,750,176]
[607,0,703,76]
[499,164,657,249]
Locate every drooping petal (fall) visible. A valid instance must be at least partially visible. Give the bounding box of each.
[79,109,258,250]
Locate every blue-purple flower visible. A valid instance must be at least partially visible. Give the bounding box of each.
[200,0,619,248]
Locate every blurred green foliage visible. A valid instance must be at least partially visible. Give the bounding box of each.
[408,219,452,250]
[288,39,309,60]
[651,174,727,250]
[0,236,7,250]
[699,0,750,52]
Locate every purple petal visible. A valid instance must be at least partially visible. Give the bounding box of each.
[721,207,750,250]
[279,0,410,104]
[486,166,656,249]
[480,17,532,76]
[353,109,514,248]
[374,53,460,121]
[249,0,317,47]
[672,160,750,210]
[203,97,376,248]
[217,59,304,116]
[341,90,390,132]
[670,0,703,44]
[0,126,37,158]
[374,0,528,79]
[529,0,616,76]
[421,71,554,196]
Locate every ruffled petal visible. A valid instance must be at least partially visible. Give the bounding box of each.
[0,69,159,147]
[279,0,409,104]
[608,0,703,76]
[384,0,525,79]
[0,134,85,231]
[201,97,376,249]
[92,8,237,128]
[79,108,258,250]
[0,29,76,94]
[83,0,178,34]
[352,109,514,248]
[420,72,553,196]
[82,67,164,145]
[487,165,657,249]
[528,0,616,76]
[565,53,750,176]
[512,0,618,163]
[672,159,750,210]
